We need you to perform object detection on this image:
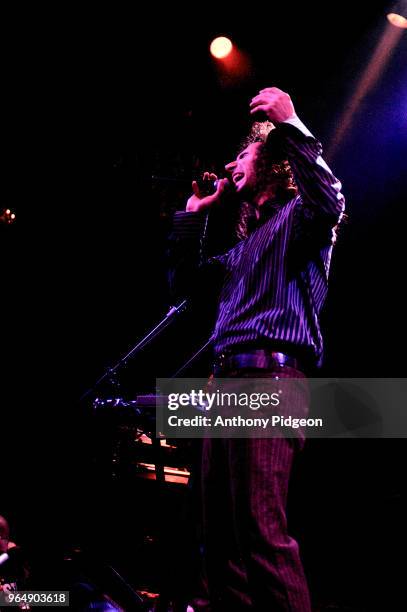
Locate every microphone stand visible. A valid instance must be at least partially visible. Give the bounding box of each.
[81,299,207,611]
[171,334,214,378]
[81,299,214,611]
[80,300,188,401]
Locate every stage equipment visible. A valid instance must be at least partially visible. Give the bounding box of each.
[80,300,187,401]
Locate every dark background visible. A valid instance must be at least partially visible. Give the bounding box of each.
[1,2,407,608]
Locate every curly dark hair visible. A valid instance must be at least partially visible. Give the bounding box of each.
[236,121,298,240]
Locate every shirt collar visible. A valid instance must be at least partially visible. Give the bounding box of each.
[257,198,282,223]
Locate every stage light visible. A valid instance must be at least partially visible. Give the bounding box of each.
[210,36,233,59]
[327,14,405,160]
[387,13,407,28]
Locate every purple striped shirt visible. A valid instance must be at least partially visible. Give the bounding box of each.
[170,123,345,367]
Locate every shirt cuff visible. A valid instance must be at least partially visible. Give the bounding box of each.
[282,114,315,138]
[173,210,208,239]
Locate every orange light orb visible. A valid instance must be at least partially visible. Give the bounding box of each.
[387,13,407,28]
[210,36,233,59]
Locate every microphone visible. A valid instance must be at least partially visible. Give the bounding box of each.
[197,178,218,196]
[151,175,231,196]
[197,178,231,197]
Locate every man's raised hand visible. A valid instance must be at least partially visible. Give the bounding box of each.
[249,87,295,123]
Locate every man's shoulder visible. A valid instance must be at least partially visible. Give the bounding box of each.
[266,195,302,222]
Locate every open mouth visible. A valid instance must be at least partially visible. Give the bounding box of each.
[233,173,244,184]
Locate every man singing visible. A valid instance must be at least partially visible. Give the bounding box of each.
[169,87,345,611]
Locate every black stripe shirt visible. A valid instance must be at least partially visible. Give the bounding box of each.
[169,119,345,367]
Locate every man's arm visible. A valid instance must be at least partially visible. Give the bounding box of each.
[250,87,345,228]
[167,175,228,300]
[269,120,345,228]
[167,210,208,300]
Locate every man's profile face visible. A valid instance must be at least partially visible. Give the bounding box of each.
[225,142,262,195]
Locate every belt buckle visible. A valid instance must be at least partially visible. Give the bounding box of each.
[273,352,286,367]
[216,352,226,369]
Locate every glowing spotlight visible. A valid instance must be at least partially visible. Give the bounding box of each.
[210,36,233,59]
[387,13,407,28]
[327,16,405,160]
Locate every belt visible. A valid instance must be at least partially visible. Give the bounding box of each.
[213,349,302,375]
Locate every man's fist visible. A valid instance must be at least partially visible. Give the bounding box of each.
[249,87,295,123]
